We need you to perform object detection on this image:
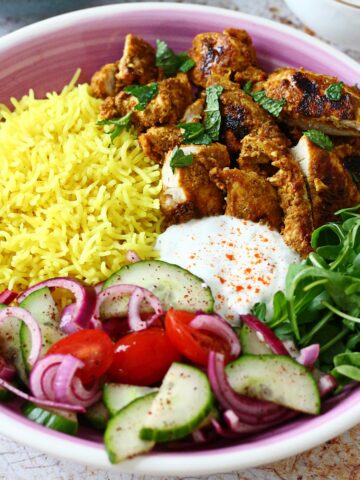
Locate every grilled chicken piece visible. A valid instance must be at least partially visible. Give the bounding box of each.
[239,124,313,256]
[210,167,283,230]
[291,135,360,228]
[205,76,272,155]
[101,73,193,131]
[189,29,266,88]
[160,143,230,225]
[116,34,159,88]
[138,126,182,165]
[180,98,205,123]
[90,63,118,99]
[261,68,360,136]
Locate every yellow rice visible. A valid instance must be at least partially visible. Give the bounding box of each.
[0,71,163,291]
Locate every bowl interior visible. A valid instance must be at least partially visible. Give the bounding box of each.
[0,2,359,472]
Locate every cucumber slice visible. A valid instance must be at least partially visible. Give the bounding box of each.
[0,303,28,385]
[22,401,78,434]
[104,392,157,464]
[0,387,12,402]
[226,354,320,415]
[140,363,213,442]
[102,260,214,318]
[19,287,63,372]
[239,325,272,355]
[84,400,109,430]
[103,383,158,417]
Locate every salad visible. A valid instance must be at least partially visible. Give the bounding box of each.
[0,208,359,464]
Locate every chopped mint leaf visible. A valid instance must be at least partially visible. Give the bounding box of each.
[243,81,253,95]
[123,83,158,111]
[177,122,212,145]
[156,40,195,77]
[204,85,224,142]
[325,81,344,101]
[169,147,193,172]
[304,129,333,151]
[252,90,286,117]
[96,112,132,142]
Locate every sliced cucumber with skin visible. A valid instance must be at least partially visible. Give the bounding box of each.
[84,400,109,430]
[140,363,213,442]
[0,387,12,402]
[19,287,63,372]
[226,354,321,415]
[101,260,214,319]
[103,383,158,417]
[240,325,272,355]
[22,401,78,435]
[0,303,28,385]
[104,392,157,464]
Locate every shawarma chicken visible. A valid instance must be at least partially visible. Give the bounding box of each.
[210,167,283,230]
[239,124,313,256]
[100,73,193,131]
[160,143,230,225]
[91,35,159,99]
[261,68,360,136]
[189,29,266,88]
[291,135,360,228]
[206,76,272,154]
[138,126,182,165]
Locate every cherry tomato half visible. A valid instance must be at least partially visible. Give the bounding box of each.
[47,329,114,386]
[108,328,181,386]
[165,309,232,366]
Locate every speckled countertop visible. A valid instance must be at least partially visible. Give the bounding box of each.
[0,1,359,479]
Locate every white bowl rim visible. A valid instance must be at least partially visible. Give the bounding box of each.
[0,2,359,475]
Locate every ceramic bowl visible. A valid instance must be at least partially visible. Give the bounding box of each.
[285,0,360,51]
[0,2,359,475]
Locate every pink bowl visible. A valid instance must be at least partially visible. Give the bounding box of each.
[0,2,359,475]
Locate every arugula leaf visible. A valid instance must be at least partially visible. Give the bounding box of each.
[252,90,286,117]
[155,40,195,77]
[325,81,344,101]
[169,147,193,173]
[304,129,333,151]
[177,122,212,145]
[123,83,158,111]
[204,85,224,142]
[332,352,360,384]
[251,302,267,322]
[96,112,132,142]
[243,81,253,95]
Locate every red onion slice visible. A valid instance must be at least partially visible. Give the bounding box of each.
[240,314,289,356]
[190,314,241,358]
[0,289,17,305]
[92,284,164,331]
[94,282,104,294]
[208,351,286,425]
[297,344,320,367]
[0,307,42,367]
[191,430,206,443]
[315,370,337,397]
[126,250,141,263]
[53,354,84,403]
[59,303,80,334]
[223,409,298,435]
[0,377,84,412]
[30,354,65,399]
[0,356,16,381]
[18,278,97,329]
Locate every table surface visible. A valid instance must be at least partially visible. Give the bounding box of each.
[0,1,359,479]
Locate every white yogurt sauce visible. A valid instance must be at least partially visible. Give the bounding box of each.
[155,216,300,322]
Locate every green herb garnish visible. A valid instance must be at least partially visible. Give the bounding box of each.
[155,40,195,77]
[177,122,212,145]
[259,205,360,387]
[304,129,333,151]
[204,85,224,142]
[96,112,132,142]
[169,147,193,172]
[252,90,286,117]
[325,81,344,101]
[123,83,158,111]
[243,81,253,95]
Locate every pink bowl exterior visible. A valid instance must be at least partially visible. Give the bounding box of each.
[0,2,359,475]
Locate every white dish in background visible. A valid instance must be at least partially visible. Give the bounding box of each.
[285,0,360,51]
